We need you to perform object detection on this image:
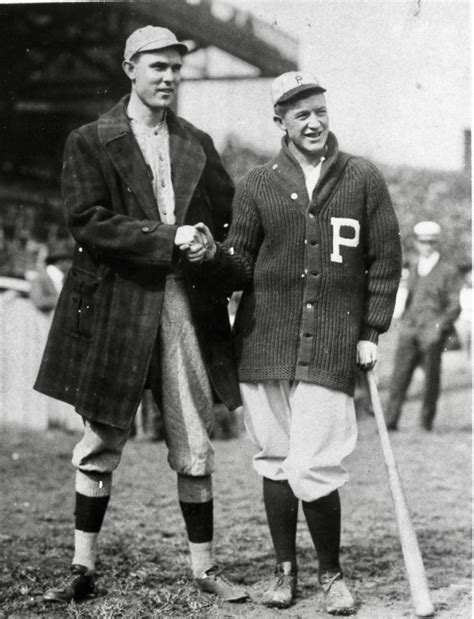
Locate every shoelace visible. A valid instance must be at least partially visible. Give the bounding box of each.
[274,573,294,587]
[54,572,88,590]
[321,572,342,593]
[204,567,230,584]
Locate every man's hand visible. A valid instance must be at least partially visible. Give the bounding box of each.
[175,225,207,263]
[194,222,217,261]
[175,225,201,248]
[356,340,378,371]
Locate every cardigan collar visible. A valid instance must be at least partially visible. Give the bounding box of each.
[266,132,352,212]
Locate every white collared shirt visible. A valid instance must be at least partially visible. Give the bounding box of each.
[300,156,325,200]
[417,251,440,277]
[129,117,176,225]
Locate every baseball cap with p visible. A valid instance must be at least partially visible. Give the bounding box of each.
[271,71,326,106]
[124,26,188,61]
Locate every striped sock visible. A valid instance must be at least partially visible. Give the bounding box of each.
[72,470,112,572]
[177,474,214,576]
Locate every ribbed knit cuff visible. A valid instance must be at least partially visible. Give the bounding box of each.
[206,242,226,271]
[359,326,379,344]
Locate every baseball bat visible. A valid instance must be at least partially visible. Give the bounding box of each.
[366,370,435,617]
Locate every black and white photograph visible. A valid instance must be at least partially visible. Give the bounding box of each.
[0,1,471,617]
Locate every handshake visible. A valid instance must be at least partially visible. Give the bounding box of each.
[174,222,216,263]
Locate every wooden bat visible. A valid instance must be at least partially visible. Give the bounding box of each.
[366,370,435,617]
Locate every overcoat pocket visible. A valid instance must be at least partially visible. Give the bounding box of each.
[60,267,100,340]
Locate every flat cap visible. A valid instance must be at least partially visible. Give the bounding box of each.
[124,26,188,61]
[413,220,441,239]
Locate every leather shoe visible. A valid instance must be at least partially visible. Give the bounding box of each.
[320,571,355,615]
[43,564,95,603]
[262,562,297,608]
[194,565,248,602]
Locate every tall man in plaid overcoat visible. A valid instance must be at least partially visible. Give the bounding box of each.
[35,26,247,605]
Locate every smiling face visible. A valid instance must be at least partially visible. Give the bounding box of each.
[123,47,182,112]
[274,92,329,162]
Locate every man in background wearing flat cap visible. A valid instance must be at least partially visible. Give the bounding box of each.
[36,26,247,604]
[194,72,402,614]
[385,221,461,431]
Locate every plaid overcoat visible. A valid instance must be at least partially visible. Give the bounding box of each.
[34,96,241,429]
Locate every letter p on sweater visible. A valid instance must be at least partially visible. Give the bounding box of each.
[330,217,360,263]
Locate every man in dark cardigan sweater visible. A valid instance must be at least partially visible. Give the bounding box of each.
[194,71,402,614]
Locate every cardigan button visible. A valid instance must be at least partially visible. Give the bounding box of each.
[126,186,132,193]
[290,192,298,200]
[142,226,150,232]
[308,213,315,219]
[306,302,313,309]
[272,164,278,170]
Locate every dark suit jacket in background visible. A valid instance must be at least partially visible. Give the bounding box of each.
[401,258,461,347]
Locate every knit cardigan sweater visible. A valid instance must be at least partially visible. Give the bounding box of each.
[209,133,402,396]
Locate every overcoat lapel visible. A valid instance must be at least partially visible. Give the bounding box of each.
[168,112,206,224]
[98,97,159,221]
[98,100,206,225]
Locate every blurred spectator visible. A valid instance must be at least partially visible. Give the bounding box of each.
[0,272,78,432]
[0,244,82,432]
[455,263,472,359]
[31,247,81,432]
[30,250,72,312]
[385,221,462,431]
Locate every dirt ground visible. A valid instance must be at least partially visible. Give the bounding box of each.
[0,350,471,618]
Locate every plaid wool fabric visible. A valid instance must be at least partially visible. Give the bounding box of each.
[34,97,240,428]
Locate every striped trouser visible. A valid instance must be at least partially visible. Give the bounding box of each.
[72,275,215,478]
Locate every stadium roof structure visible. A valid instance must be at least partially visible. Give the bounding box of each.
[0,0,298,195]
[0,0,298,115]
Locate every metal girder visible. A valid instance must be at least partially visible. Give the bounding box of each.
[0,1,298,199]
[116,0,298,76]
[0,1,298,107]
